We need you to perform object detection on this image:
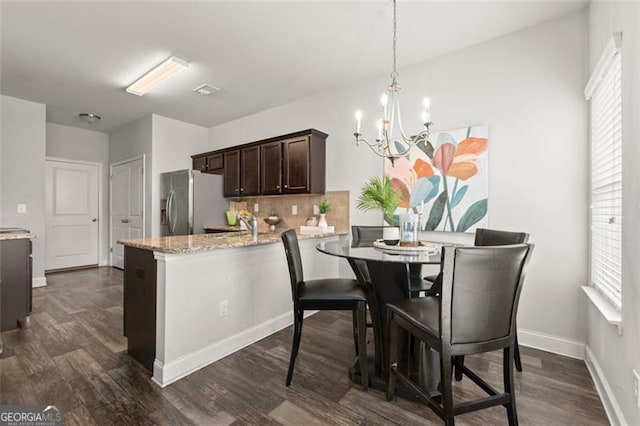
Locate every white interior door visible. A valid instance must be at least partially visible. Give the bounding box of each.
[45,160,99,270]
[111,158,144,269]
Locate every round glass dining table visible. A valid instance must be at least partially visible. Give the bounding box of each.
[316,239,444,394]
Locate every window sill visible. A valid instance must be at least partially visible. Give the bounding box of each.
[582,286,622,335]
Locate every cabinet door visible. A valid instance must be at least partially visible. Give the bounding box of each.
[192,156,207,173]
[240,146,260,196]
[260,141,282,195]
[283,136,310,193]
[223,150,241,197]
[206,153,223,171]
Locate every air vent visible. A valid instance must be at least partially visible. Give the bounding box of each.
[193,84,221,96]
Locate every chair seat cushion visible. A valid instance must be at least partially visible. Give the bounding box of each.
[386,297,440,336]
[423,274,438,283]
[299,278,366,303]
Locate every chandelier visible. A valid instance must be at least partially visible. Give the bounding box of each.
[353,0,432,166]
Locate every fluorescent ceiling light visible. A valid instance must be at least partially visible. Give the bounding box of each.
[126,56,189,96]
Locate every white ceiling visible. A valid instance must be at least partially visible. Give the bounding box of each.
[1,0,586,133]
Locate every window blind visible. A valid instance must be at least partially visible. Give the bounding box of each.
[587,38,622,310]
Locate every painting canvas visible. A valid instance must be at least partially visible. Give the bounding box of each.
[385,125,489,233]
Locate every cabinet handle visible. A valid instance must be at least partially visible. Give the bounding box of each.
[240,188,244,192]
[284,184,288,188]
[276,185,280,189]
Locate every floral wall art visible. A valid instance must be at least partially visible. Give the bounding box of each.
[385,125,489,232]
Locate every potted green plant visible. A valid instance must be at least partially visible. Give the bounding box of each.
[318,199,330,229]
[356,175,400,226]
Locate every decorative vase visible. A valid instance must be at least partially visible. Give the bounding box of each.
[318,213,328,230]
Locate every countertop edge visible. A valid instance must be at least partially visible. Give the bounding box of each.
[118,231,347,254]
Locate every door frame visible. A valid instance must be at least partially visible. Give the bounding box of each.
[110,155,146,266]
[44,157,105,267]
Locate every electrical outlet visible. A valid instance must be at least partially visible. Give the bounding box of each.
[219,300,229,317]
[633,369,640,408]
[313,205,319,215]
[291,205,298,215]
[17,204,27,214]
[254,203,259,213]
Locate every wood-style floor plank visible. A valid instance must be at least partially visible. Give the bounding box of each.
[0,267,609,425]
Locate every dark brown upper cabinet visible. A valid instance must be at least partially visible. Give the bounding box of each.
[260,141,283,195]
[192,153,223,173]
[240,146,260,196]
[223,150,240,197]
[193,129,327,198]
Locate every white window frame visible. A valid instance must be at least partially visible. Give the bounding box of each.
[583,32,623,326]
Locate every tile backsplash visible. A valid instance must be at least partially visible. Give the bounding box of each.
[231,191,349,234]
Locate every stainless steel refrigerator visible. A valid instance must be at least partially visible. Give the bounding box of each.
[160,170,226,236]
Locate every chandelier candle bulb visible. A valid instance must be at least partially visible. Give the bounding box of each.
[377,119,383,140]
[355,110,363,134]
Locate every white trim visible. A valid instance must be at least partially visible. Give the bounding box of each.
[517,327,585,360]
[151,310,317,387]
[32,277,47,288]
[109,155,146,267]
[584,32,622,99]
[585,346,627,426]
[582,286,622,335]
[44,157,104,270]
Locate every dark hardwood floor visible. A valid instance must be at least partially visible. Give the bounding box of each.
[0,267,608,425]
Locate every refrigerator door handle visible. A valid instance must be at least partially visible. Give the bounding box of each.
[167,191,175,234]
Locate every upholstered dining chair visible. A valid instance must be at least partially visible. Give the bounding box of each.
[281,229,368,390]
[386,243,533,425]
[351,225,432,296]
[424,228,529,376]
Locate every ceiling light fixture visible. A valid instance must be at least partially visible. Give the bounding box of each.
[79,113,101,124]
[126,56,189,96]
[353,0,433,166]
[193,84,221,96]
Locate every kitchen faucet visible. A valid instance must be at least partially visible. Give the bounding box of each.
[237,213,258,238]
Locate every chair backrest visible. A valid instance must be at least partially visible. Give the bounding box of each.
[440,244,533,348]
[281,229,304,302]
[474,228,529,246]
[351,225,385,247]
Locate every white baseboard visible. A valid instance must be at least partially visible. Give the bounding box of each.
[32,277,47,288]
[152,310,318,387]
[518,327,585,359]
[585,345,627,425]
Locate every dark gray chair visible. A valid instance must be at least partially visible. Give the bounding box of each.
[351,225,432,296]
[281,229,368,390]
[424,228,529,376]
[386,243,533,425]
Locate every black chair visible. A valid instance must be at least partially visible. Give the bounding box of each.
[424,228,529,376]
[281,229,368,390]
[386,244,533,425]
[351,225,432,296]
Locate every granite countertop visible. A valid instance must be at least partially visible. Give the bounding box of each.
[202,225,244,232]
[0,232,35,241]
[118,231,346,254]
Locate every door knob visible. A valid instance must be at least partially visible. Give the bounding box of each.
[121,219,129,223]
[92,218,98,222]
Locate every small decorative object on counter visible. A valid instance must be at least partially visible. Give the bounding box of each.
[226,211,238,226]
[306,216,318,227]
[318,199,330,230]
[264,216,282,233]
[382,227,400,246]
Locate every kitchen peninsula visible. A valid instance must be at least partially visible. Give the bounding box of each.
[118,230,346,387]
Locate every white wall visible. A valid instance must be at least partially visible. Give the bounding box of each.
[1,95,47,285]
[46,123,110,265]
[151,115,208,236]
[586,2,640,425]
[109,115,153,237]
[208,13,589,355]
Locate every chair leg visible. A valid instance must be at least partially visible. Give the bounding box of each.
[357,302,368,391]
[440,352,455,425]
[514,335,523,372]
[352,309,359,356]
[385,313,398,401]
[286,309,304,386]
[503,346,518,426]
[454,355,464,381]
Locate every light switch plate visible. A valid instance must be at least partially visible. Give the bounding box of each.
[254,203,259,213]
[313,205,319,215]
[17,204,27,214]
[292,205,298,215]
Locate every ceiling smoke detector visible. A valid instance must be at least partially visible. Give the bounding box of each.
[79,113,101,124]
[193,84,221,96]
